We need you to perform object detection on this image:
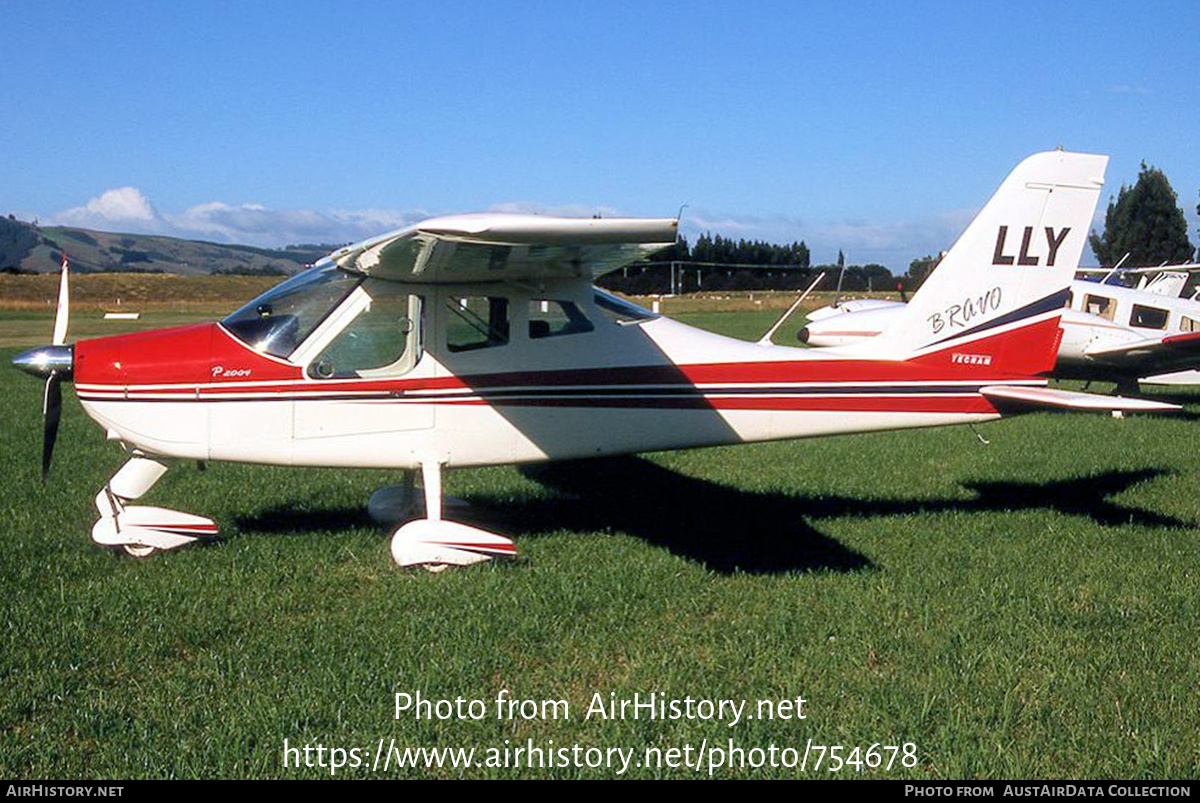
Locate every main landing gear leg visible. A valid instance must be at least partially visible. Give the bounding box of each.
[388,459,516,570]
[90,456,218,557]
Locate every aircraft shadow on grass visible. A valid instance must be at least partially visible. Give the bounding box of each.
[504,458,1187,574]
[234,505,375,535]
[232,457,1187,576]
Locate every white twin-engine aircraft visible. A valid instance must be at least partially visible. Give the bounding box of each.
[12,151,1176,568]
[801,269,1200,392]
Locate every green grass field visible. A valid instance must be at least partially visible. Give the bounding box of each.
[2,307,1199,779]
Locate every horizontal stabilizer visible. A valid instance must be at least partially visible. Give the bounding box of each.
[980,385,1179,413]
[1084,331,1200,377]
[1140,369,1200,386]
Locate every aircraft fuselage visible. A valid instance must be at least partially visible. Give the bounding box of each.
[74,279,1032,471]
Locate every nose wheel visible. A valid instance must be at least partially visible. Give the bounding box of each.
[92,457,219,557]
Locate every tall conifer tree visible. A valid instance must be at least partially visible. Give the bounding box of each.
[1089,163,1194,266]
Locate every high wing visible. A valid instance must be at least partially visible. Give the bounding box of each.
[1083,330,1200,377]
[328,213,678,283]
[1076,263,1200,275]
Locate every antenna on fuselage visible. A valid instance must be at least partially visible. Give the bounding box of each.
[758,271,826,346]
[1100,252,1130,285]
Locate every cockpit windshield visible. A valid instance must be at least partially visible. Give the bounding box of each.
[222,260,363,358]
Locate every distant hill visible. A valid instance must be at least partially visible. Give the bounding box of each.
[0,215,337,276]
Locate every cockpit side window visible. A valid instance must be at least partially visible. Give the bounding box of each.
[1130,304,1169,330]
[307,285,422,379]
[222,261,362,358]
[446,296,510,352]
[528,299,595,339]
[1083,294,1116,322]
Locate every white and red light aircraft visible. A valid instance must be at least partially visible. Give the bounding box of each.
[801,269,1200,393]
[12,151,1176,568]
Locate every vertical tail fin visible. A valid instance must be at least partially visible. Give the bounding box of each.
[862,151,1107,374]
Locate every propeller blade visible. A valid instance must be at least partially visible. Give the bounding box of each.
[52,254,70,345]
[42,373,62,480]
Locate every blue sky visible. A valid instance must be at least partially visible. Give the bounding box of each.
[3,1,1198,271]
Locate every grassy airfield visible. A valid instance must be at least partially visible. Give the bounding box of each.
[1,283,1198,779]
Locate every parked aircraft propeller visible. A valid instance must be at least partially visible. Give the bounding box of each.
[11,255,73,479]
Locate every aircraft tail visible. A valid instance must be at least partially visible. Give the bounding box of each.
[854,151,1108,376]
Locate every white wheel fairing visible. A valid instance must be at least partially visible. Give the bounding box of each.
[390,519,516,569]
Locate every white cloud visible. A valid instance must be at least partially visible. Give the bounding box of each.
[54,187,161,229]
[485,201,625,219]
[684,212,758,234]
[46,190,654,251]
[46,188,980,272]
[1106,84,1153,96]
[326,208,429,235]
[47,188,432,248]
[170,202,364,244]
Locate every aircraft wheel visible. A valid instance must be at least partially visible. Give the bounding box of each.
[424,563,450,574]
[123,544,158,558]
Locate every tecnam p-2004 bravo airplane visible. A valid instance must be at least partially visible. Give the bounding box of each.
[12,151,1176,568]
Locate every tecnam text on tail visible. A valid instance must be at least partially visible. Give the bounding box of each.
[12,151,1174,568]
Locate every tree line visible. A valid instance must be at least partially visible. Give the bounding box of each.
[598,233,899,295]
